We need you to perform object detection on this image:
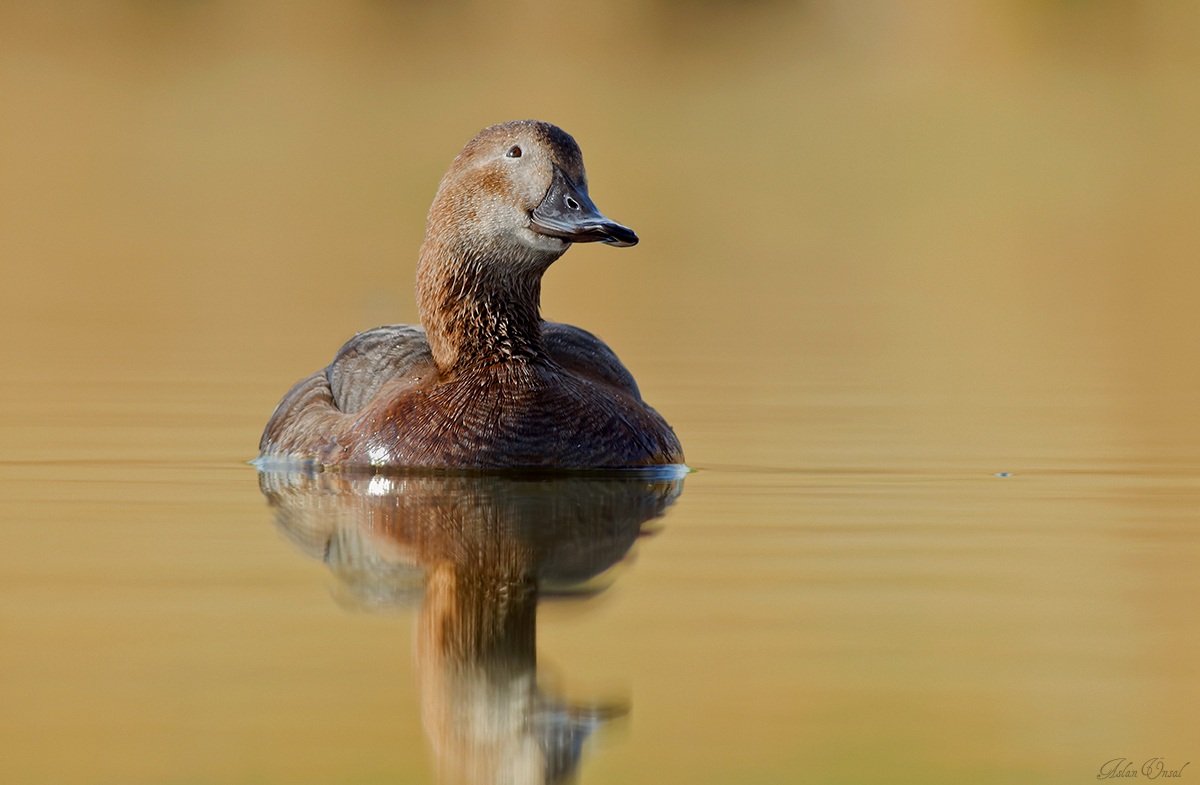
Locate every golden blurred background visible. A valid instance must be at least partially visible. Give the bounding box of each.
[3,1,1199,471]
[4,1,1200,398]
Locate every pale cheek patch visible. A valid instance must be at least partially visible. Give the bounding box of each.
[517,227,568,254]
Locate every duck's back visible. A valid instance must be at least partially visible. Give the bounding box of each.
[328,325,438,413]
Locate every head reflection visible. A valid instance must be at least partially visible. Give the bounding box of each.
[258,467,685,785]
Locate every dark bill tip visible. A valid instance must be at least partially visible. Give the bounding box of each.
[594,222,639,247]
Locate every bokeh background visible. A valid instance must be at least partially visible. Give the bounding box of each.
[5,1,1199,437]
[2,2,1199,784]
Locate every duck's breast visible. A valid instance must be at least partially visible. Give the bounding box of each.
[348,361,681,468]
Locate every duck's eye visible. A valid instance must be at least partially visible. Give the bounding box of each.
[505,145,522,158]
[565,196,580,210]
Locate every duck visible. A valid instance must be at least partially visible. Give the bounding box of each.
[258,120,684,469]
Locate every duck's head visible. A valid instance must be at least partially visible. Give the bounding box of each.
[424,120,638,268]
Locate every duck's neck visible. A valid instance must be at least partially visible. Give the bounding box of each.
[416,236,556,375]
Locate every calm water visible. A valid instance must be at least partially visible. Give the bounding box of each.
[3,4,1199,784]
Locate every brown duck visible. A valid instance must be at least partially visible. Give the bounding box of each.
[258,120,684,469]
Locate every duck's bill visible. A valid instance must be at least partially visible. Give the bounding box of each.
[531,168,639,247]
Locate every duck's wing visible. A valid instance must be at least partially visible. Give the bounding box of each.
[259,325,437,457]
[327,325,436,413]
[542,322,641,400]
[258,368,344,456]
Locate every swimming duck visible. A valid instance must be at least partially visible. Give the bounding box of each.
[258,120,683,469]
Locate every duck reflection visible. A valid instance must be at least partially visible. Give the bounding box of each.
[258,466,686,785]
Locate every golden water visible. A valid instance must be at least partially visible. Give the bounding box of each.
[2,3,1198,783]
